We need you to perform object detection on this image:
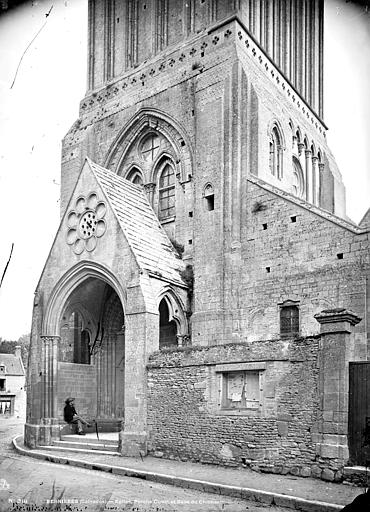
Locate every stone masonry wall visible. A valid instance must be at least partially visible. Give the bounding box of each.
[146,339,345,480]
[57,362,96,421]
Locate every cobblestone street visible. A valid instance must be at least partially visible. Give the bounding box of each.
[0,418,290,512]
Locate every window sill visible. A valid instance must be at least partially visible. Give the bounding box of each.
[216,408,261,416]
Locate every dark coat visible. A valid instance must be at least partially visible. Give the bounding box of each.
[341,490,370,512]
[64,403,77,423]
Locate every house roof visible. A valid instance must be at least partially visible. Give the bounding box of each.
[0,354,24,376]
[87,158,186,286]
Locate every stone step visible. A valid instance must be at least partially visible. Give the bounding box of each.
[60,434,118,446]
[53,440,120,453]
[60,419,122,436]
[41,444,121,456]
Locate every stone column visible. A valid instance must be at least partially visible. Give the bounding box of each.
[304,149,312,202]
[27,335,60,447]
[292,134,297,151]
[297,142,304,157]
[41,335,59,419]
[312,155,318,206]
[318,162,325,207]
[144,182,156,207]
[314,309,362,469]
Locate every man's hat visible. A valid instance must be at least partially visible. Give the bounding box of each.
[65,397,75,403]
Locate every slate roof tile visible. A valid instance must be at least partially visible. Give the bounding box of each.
[0,354,24,376]
[87,159,186,286]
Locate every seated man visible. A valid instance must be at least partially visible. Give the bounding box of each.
[63,397,91,435]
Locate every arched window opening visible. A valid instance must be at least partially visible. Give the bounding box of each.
[280,304,300,337]
[204,184,214,211]
[126,167,143,186]
[140,133,160,162]
[159,298,177,349]
[70,312,91,365]
[158,162,175,220]
[292,157,305,199]
[269,125,283,179]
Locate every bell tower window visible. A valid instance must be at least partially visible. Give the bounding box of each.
[269,125,283,179]
[158,161,175,220]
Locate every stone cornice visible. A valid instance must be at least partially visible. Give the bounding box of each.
[73,17,325,141]
[314,308,362,327]
[230,16,327,137]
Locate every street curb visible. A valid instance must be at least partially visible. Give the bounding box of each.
[13,435,342,512]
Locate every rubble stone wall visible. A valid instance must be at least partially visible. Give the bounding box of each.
[146,339,347,480]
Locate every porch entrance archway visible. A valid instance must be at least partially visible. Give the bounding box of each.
[58,277,125,420]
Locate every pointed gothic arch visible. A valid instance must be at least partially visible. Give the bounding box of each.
[268,120,285,179]
[124,165,144,185]
[104,108,194,184]
[156,287,188,334]
[292,156,305,199]
[43,261,127,337]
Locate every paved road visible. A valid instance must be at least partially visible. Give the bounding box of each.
[0,417,288,512]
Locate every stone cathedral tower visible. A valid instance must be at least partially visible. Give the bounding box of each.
[26,1,370,477]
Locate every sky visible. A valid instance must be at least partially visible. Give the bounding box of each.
[0,0,369,340]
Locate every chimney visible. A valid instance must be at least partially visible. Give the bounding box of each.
[15,346,21,359]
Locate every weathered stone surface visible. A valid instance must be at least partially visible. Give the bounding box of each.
[322,469,335,482]
[25,0,370,486]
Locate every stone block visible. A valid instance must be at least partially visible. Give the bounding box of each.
[277,413,293,422]
[311,465,322,478]
[322,434,347,445]
[321,468,335,482]
[120,431,147,456]
[273,494,296,509]
[300,466,312,477]
[298,499,335,512]
[319,443,341,459]
[252,491,274,505]
[277,420,289,437]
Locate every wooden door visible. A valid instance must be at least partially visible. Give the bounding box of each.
[348,362,370,466]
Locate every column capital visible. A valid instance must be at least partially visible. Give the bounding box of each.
[314,308,362,334]
[318,162,325,172]
[41,335,60,343]
[312,155,319,163]
[298,142,305,156]
[305,148,312,157]
[177,334,191,347]
[144,182,156,192]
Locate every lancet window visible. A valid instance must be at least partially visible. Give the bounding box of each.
[269,125,283,179]
[126,167,144,185]
[158,160,176,220]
